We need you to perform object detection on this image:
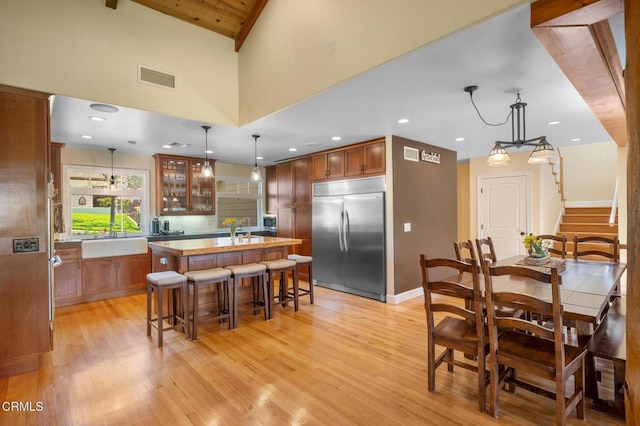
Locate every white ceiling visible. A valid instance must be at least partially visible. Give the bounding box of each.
[50,5,621,167]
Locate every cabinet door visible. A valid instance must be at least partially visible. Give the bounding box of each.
[345,145,365,177]
[190,160,215,214]
[293,204,312,256]
[312,154,328,181]
[157,157,188,214]
[327,151,345,179]
[363,140,385,175]
[55,259,82,301]
[82,258,118,295]
[265,166,277,214]
[276,206,294,238]
[276,162,293,205]
[117,253,150,290]
[292,157,312,204]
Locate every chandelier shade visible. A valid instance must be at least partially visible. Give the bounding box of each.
[108,148,116,189]
[200,125,214,179]
[250,134,262,181]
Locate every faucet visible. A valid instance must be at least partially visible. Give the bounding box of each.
[241,217,251,239]
[109,222,118,238]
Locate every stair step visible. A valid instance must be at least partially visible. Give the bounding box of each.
[565,207,612,215]
[563,214,616,224]
[560,223,618,233]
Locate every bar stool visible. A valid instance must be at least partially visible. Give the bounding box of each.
[184,268,233,340]
[146,271,189,347]
[287,254,314,304]
[260,258,299,312]
[223,263,268,329]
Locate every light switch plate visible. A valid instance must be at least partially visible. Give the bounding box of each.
[403,223,411,232]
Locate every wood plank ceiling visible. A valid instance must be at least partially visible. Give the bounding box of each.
[105,0,268,52]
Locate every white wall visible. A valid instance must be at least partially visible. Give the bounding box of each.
[560,142,618,202]
[0,0,238,126]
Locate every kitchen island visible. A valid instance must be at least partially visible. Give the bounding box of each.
[148,236,302,273]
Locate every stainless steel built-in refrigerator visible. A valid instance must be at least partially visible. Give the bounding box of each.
[312,176,385,301]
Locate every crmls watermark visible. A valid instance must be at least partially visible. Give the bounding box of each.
[1,401,44,412]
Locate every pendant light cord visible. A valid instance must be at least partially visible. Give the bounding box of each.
[467,90,512,127]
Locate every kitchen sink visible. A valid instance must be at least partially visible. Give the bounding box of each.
[81,237,148,259]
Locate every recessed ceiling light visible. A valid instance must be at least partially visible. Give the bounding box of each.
[455,137,465,142]
[205,149,213,154]
[162,144,172,149]
[397,118,409,124]
[90,103,119,113]
[570,138,582,142]
[331,136,342,141]
[256,156,264,160]
[289,147,298,152]
[80,135,93,139]
[127,140,136,145]
[547,121,560,125]
[89,116,105,122]
[304,142,321,147]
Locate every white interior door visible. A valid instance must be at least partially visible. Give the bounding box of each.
[478,173,530,259]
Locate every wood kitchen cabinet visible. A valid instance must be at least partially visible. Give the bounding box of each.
[275,157,312,257]
[54,245,83,305]
[82,253,150,297]
[154,154,215,215]
[312,150,345,181]
[265,166,277,214]
[312,138,385,181]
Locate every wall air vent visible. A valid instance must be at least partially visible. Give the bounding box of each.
[138,65,175,89]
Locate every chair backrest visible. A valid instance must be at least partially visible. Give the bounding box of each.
[475,237,497,263]
[481,260,564,367]
[573,235,619,262]
[537,234,567,258]
[420,256,483,339]
[453,240,476,265]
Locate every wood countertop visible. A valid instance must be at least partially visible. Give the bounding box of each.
[147,236,302,256]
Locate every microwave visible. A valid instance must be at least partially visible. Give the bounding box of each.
[263,216,276,228]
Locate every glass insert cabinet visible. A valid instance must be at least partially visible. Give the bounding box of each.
[154,154,215,215]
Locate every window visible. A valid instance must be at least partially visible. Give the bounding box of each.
[216,177,262,229]
[64,165,149,237]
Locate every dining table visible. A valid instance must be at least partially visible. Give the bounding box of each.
[448,255,627,345]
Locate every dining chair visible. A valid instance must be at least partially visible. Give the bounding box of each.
[453,240,477,265]
[420,255,488,412]
[573,235,619,262]
[475,237,497,263]
[481,260,587,425]
[536,234,567,258]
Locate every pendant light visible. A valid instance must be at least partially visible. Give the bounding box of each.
[200,125,214,179]
[108,148,116,189]
[250,134,262,181]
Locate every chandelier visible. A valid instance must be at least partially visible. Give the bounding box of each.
[464,85,555,167]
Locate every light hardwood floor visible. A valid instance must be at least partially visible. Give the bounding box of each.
[0,285,623,425]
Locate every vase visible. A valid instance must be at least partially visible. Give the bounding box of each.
[230,225,236,239]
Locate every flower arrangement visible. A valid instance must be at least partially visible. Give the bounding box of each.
[222,217,238,237]
[523,234,549,257]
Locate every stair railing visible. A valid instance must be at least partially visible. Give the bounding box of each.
[609,178,618,226]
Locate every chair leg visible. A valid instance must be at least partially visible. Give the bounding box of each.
[232,277,239,330]
[477,350,486,413]
[555,372,566,426]
[182,282,190,340]
[488,353,499,418]
[157,286,163,347]
[192,283,199,340]
[292,265,299,312]
[427,338,435,392]
[576,360,585,420]
[146,283,152,337]
[263,272,271,320]
[308,263,314,304]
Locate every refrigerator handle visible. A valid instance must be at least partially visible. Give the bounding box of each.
[338,210,344,252]
[344,208,350,252]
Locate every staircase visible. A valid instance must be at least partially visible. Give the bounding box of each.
[557,206,618,258]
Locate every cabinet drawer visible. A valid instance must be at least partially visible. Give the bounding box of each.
[56,247,81,260]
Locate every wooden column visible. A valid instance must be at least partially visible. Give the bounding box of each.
[626,0,639,423]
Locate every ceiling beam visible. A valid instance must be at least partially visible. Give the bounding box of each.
[531,0,627,146]
[235,0,268,52]
[105,0,118,9]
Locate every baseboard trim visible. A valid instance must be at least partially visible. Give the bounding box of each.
[386,286,423,305]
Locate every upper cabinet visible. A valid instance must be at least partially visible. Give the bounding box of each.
[265,166,277,214]
[154,154,215,215]
[313,138,385,181]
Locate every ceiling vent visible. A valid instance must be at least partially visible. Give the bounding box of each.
[138,65,175,89]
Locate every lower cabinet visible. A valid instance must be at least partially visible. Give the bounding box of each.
[83,253,150,295]
[55,246,150,306]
